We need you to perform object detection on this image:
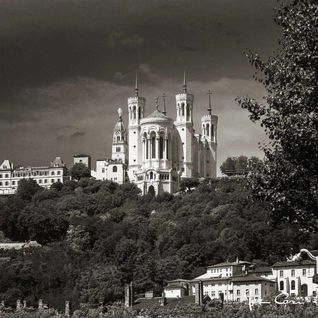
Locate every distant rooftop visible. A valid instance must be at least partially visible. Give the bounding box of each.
[207,260,251,268]
[73,154,91,158]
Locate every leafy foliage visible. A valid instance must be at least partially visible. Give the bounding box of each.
[238,0,318,230]
[220,156,262,176]
[0,177,310,309]
[70,163,91,181]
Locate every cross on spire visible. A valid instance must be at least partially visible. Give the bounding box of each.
[155,96,159,110]
[135,71,139,97]
[162,93,167,115]
[207,89,212,115]
[183,70,187,93]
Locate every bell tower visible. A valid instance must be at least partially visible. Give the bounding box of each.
[127,73,146,181]
[201,90,218,178]
[174,71,194,178]
[112,108,128,163]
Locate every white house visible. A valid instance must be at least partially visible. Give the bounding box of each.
[272,259,318,297]
[0,157,67,195]
[163,279,190,299]
[191,260,253,302]
[231,275,276,302]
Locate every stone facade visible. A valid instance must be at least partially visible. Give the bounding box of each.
[0,157,67,195]
[92,76,218,195]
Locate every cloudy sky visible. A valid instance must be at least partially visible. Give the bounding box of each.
[0,0,281,172]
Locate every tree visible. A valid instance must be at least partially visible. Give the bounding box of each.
[220,156,262,176]
[16,179,42,201]
[238,0,318,231]
[179,178,200,192]
[71,163,91,181]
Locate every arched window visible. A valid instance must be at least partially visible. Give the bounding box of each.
[150,171,153,179]
[206,123,210,136]
[117,136,120,142]
[151,135,156,158]
[166,139,169,159]
[159,136,164,159]
[138,107,141,119]
[187,103,190,120]
[113,166,117,173]
[211,124,214,139]
[291,280,295,290]
[133,106,136,119]
[203,124,206,136]
[279,281,284,291]
[181,103,185,116]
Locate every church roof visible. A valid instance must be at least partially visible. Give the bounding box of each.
[114,118,126,133]
[146,109,169,120]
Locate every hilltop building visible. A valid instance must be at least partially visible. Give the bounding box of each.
[73,154,91,170]
[0,157,68,195]
[91,74,218,195]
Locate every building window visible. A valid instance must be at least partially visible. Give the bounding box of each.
[0,175,2,178]
[237,290,240,296]
[255,288,259,295]
[211,291,215,297]
[246,289,249,296]
[0,182,2,186]
[39,180,42,184]
[280,281,284,290]
[5,174,9,178]
[159,136,164,159]
[279,270,283,277]
[151,136,156,158]
[116,147,121,152]
[51,179,55,183]
[303,269,306,276]
[5,181,9,186]
[44,179,47,183]
[112,166,117,173]
[12,181,15,185]
[150,171,154,180]
[57,171,61,175]
[51,171,55,175]
[291,280,295,290]
[102,168,105,173]
[291,270,295,277]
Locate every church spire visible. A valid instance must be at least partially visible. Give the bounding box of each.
[207,90,212,115]
[135,71,139,97]
[118,107,123,121]
[162,93,167,115]
[183,70,187,93]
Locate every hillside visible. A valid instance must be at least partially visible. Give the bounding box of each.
[0,178,308,310]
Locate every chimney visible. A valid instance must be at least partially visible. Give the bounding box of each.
[195,281,203,306]
[38,299,43,311]
[16,299,22,311]
[159,295,166,307]
[65,301,70,317]
[125,282,134,308]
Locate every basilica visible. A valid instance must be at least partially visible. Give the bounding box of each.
[91,75,218,195]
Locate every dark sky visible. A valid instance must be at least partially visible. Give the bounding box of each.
[0,0,281,172]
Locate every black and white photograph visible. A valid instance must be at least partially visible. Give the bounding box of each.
[0,0,317,317]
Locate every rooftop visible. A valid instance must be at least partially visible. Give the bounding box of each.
[272,260,316,268]
[207,260,251,268]
[231,274,275,283]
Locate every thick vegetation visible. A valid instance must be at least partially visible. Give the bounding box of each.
[0,177,313,310]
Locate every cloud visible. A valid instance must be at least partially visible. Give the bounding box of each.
[70,131,86,139]
[109,31,144,48]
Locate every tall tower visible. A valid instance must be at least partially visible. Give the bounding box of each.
[112,108,128,163]
[127,73,146,181]
[174,71,194,178]
[201,90,218,178]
